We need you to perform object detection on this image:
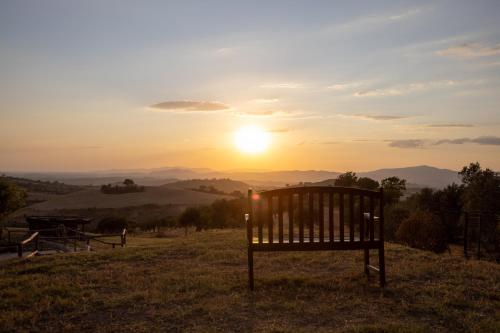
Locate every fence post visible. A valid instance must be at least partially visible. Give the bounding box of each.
[477,213,481,260]
[464,212,469,259]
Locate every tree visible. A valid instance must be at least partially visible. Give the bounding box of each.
[0,177,27,221]
[356,177,379,190]
[381,177,406,205]
[436,183,464,242]
[335,171,358,187]
[178,207,203,234]
[123,178,135,186]
[459,162,500,213]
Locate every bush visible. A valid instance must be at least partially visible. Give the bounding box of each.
[97,217,128,233]
[396,211,448,253]
[385,205,410,241]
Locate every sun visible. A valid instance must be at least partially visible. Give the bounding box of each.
[234,126,271,154]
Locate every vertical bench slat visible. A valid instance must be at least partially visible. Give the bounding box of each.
[339,193,344,242]
[258,197,263,243]
[359,194,365,242]
[369,195,375,242]
[349,193,354,242]
[288,194,294,244]
[328,192,334,242]
[247,189,253,244]
[309,191,314,243]
[268,195,274,244]
[299,193,304,243]
[319,192,324,243]
[278,195,284,243]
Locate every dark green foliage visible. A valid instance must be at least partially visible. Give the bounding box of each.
[177,198,246,231]
[179,207,204,232]
[100,180,145,194]
[356,177,380,190]
[381,177,406,205]
[459,162,500,213]
[0,177,27,220]
[1,176,81,194]
[396,211,448,253]
[384,205,410,241]
[96,217,128,233]
[123,178,135,186]
[335,171,358,187]
[139,216,176,231]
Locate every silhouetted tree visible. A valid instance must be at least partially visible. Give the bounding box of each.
[123,178,135,186]
[459,162,500,213]
[335,172,358,187]
[356,177,379,190]
[381,177,407,205]
[0,177,26,221]
[178,207,203,234]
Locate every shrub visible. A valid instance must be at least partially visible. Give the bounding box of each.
[97,217,128,233]
[396,211,448,253]
[385,205,410,241]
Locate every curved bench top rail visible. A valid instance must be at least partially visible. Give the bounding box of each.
[254,186,381,197]
[246,185,383,246]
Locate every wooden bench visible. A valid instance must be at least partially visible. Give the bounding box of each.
[246,186,386,290]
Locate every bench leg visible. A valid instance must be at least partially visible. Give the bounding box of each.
[379,245,386,287]
[364,248,369,276]
[248,247,254,291]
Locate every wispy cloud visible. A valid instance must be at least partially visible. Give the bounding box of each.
[250,98,280,104]
[388,139,425,149]
[150,100,230,112]
[324,7,423,35]
[325,82,365,91]
[342,114,410,121]
[387,136,500,149]
[236,109,301,118]
[427,123,474,128]
[213,47,237,57]
[260,82,303,89]
[354,80,459,97]
[436,42,500,59]
[269,128,290,133]
[435,136,500,146]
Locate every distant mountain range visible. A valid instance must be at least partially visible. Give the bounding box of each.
[3,165,461,189]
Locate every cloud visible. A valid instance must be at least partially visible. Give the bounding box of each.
[427,123,474,128]
[435,136,500,146]
[388,139,425,149]
[436,42,500,59]
[327,8,423,34]
[354,114,410,121]
[325,82,364,91]
[150,100,229,112]
[260,82,303,89]
[342,114,410,121]
[269,128,290,133]
[387,136,500,149]
[250,98,279,104]
[354,80,458,97]
[213,47,237,57]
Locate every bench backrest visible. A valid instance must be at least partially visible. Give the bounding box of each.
[247,186,384,245]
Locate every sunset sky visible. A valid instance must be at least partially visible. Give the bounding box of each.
[1,0,500,172]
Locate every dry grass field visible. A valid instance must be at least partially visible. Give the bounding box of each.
[0,229,498,333]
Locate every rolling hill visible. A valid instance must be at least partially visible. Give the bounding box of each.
[164,178,250,194]
[13,186,231,211]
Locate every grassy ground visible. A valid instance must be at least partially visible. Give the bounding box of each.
[0,229,498,333]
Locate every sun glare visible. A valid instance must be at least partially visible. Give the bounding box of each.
[234,126,270,154]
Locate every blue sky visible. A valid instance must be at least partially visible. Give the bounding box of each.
[1,0,500,171]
